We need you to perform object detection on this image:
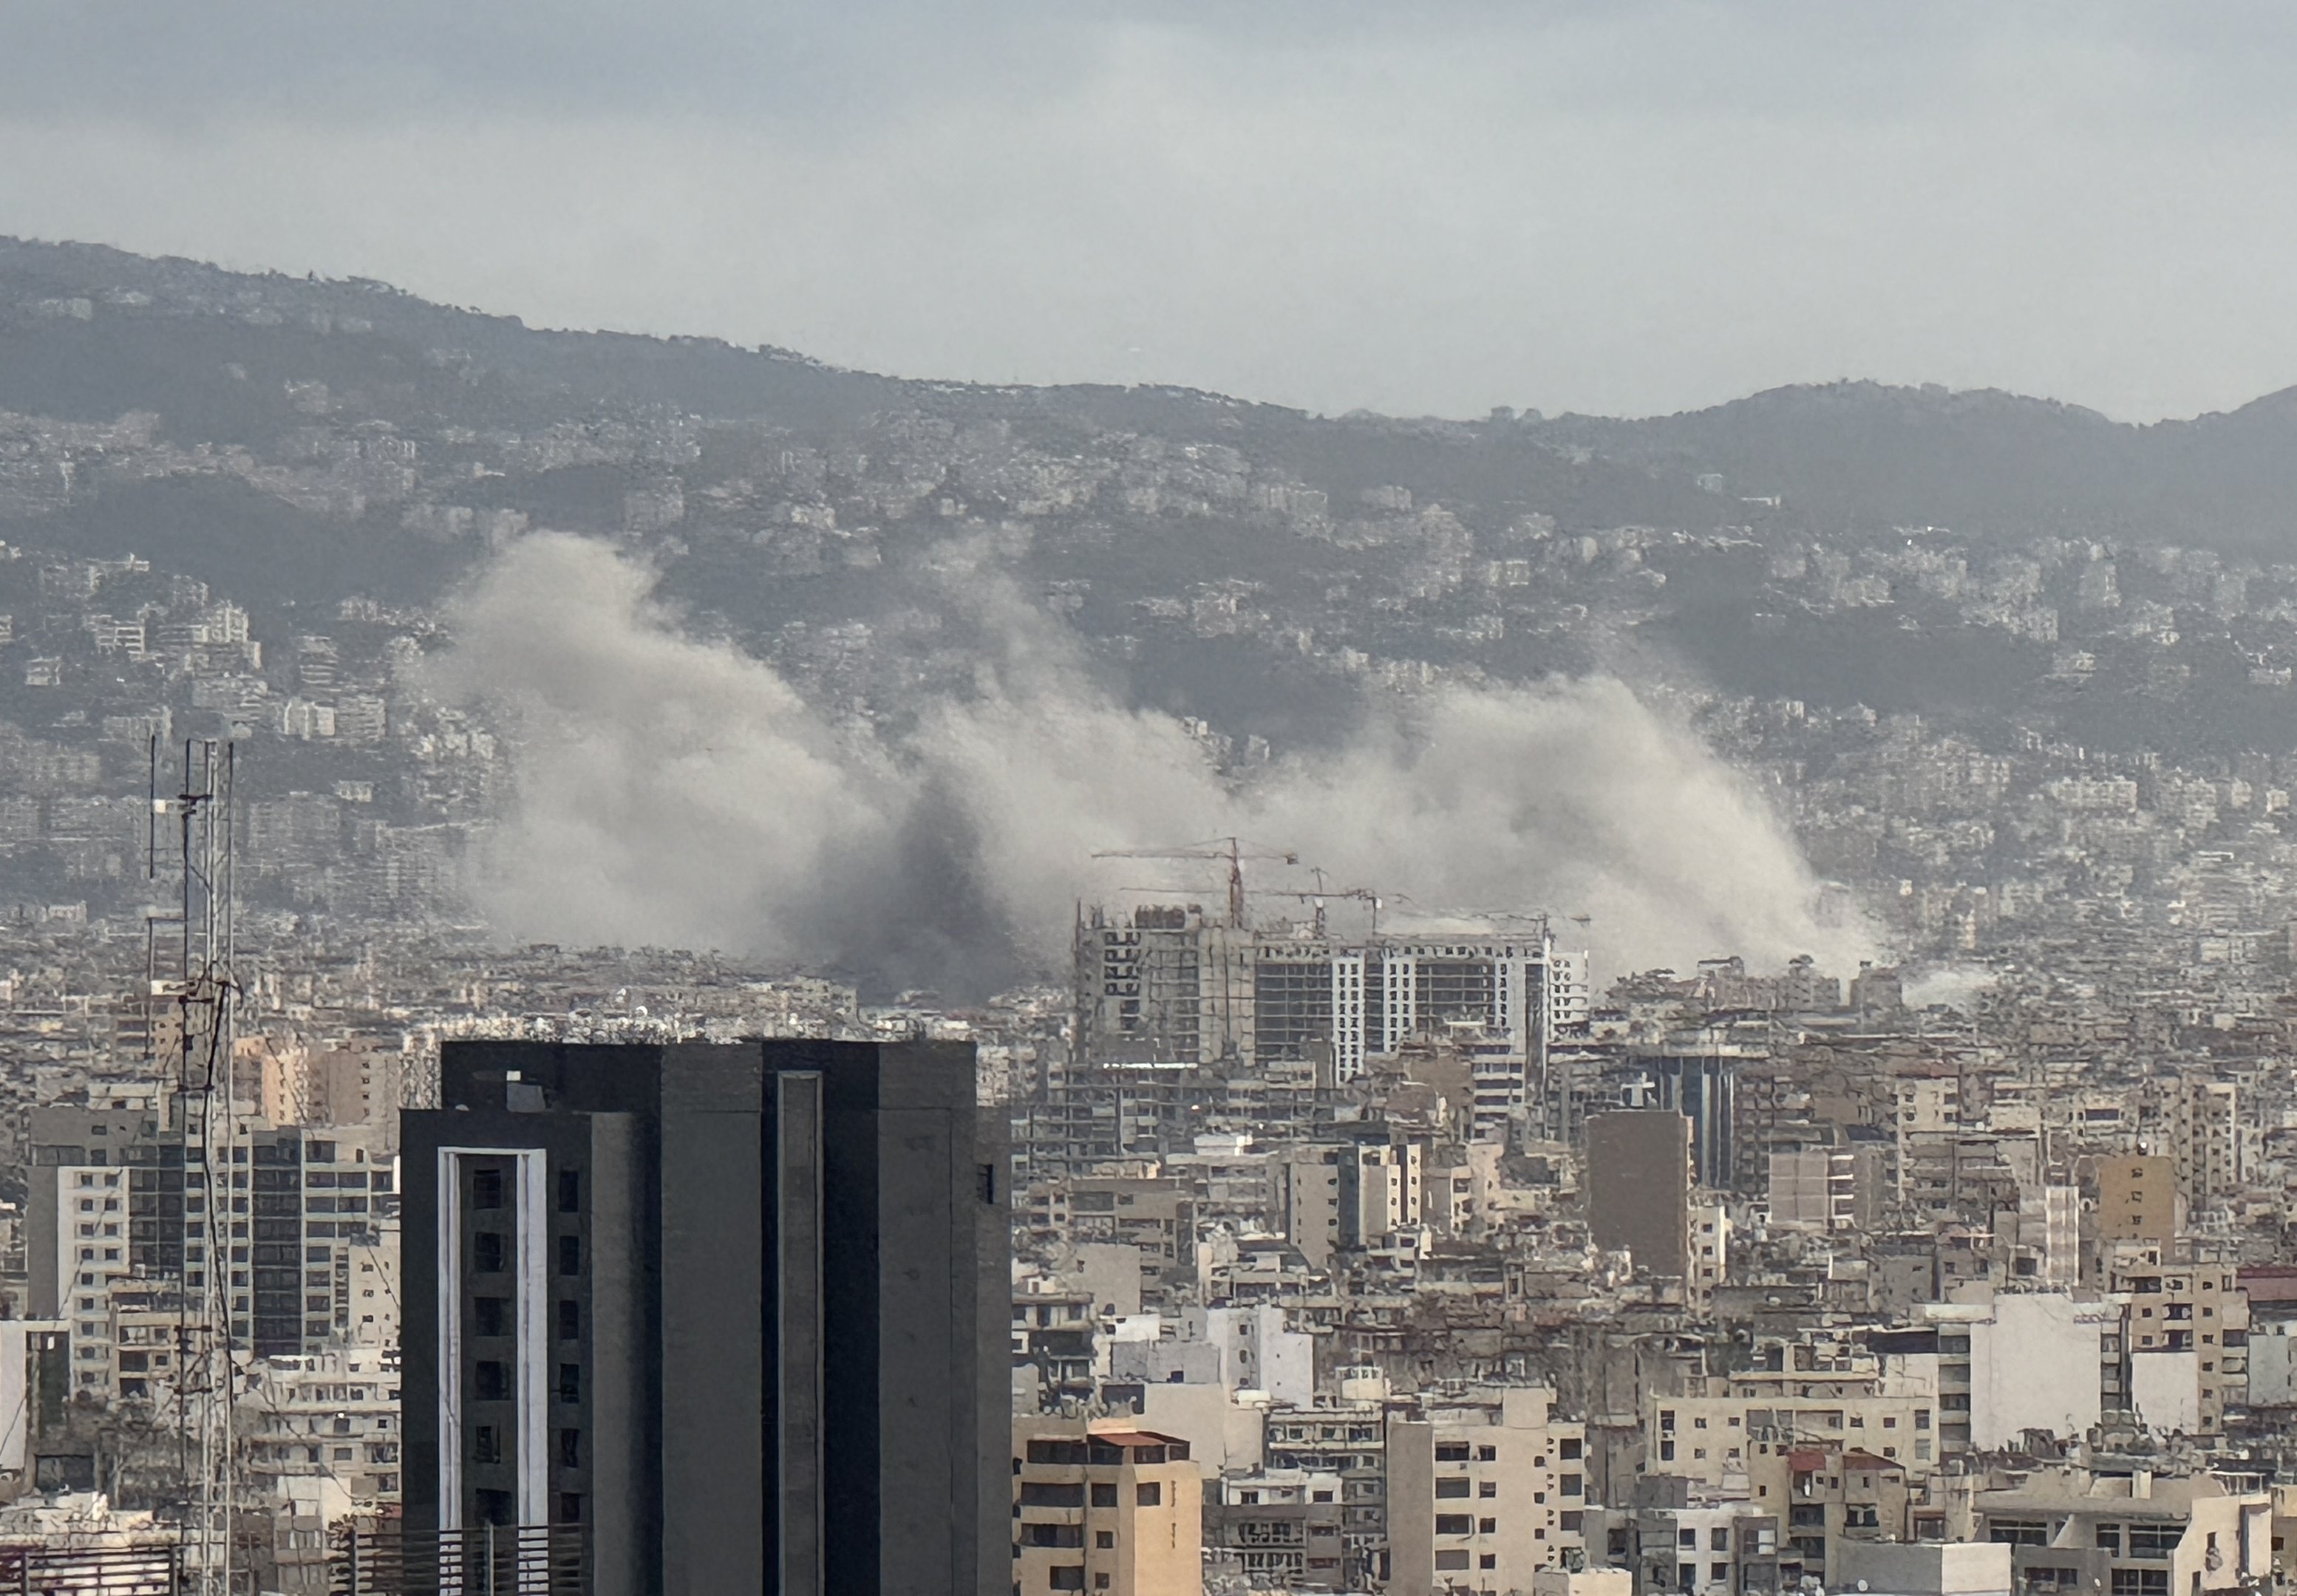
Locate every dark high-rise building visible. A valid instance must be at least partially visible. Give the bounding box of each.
[1647,1051,1738,1191]
[401,1040,1009,1596]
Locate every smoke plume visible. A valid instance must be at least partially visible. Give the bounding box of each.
[432,533,1871,996]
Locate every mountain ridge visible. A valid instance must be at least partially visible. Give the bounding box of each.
[4,235,2297,551]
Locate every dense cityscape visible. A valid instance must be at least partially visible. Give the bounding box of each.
[2,243,2297,1596]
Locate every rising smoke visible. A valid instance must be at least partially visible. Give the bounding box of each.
[431,533,1871,997]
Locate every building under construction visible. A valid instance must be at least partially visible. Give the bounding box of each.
[1070,902,1590,1136]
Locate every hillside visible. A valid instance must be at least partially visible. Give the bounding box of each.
[6,234,2297,780]
[10,237,2297,565]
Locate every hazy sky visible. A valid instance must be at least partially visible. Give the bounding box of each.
[5,1,2294,420]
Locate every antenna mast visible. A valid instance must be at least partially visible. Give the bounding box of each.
[150,738,242,1596]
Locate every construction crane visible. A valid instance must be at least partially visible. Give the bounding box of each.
[1264,887,1383,938]
[1443,907,1592,933]
[1090,836,1299,929]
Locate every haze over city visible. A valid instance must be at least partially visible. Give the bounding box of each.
[8,7,2297,1596]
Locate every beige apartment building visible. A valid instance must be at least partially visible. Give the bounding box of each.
[1282,1142,1423,1270]
[1014,1422,1202,1596]
[1388,1386,1588,1596]
[2088,1153,2179,1251]
[2102,1239,2249,1435]
[1648,1366,1941,1493]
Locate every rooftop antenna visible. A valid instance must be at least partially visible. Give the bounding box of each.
[149,735,242,1596]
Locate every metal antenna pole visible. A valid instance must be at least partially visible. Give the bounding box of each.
[154,739,242,1596]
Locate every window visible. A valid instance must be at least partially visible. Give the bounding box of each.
[557,1364,580,1404]
[2111,1573,2168,1596]
[1095,1532,1114,1549]
[1561,1475,1582,1497]
[2128,1526,2181,1559]
[1560,1437,1582,1459]
[1483,1555,1499,1570]
[1436,1444,1471,1462]
[1136,1482,1160,1507]
[472,1362,509,1402]
[1479,1518,1496,1535]
[1027,1440,1087,1465]
[558,1300,580,1341]
[558,1171,580,1213]
[1022,1525,1083,1548]
[472,1232,506,1274]
[471,1425,500,1464]
[558,1235,582,1275]
[1019,1483,1083,1508]
[1712,1530,1731,1552]
[470,1170,503,1210]
[473,1297,510,1337]
[1990,1521,2049,1547]
[1437,1479,1472,1498]
[1048,1566,1086,1590]
[2097,1526,2122,1555]
[558,1493,583,1524]
[1435,1552,1471,1572]
[1090,1484,1117,1508]
[1477,1445,1497,1461]
[1480,1481,1497,1498]
[1437,1515,1474,1536]
[1562,1513,1584,1533]
[1681,1530,1699,1549]
[558,1429,579,1469]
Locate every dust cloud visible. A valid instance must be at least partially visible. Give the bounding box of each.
[430,533,1872,996]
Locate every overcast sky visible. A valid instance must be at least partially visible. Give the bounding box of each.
[4,2,2294,420]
